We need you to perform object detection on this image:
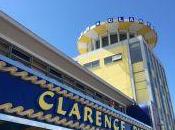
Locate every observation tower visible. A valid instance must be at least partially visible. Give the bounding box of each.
[76,18,174,130]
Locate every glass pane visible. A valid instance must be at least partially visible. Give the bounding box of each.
[102,36,109,47]
[112,54,122,61]
[95,40,100,49]
[110,34,118,44]
[129,42,143,63]
[104,56,112,64]
[50,68,62,78]
[92,60,99,67]
[84,63,91,68]
[12,48,30,62]
[119,33,127,41]
[129,33,135,39]
[84,60,99,68]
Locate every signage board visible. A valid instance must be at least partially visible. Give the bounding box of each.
[0,55,152,130]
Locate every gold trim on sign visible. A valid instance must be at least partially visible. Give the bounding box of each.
[0,60,151,130]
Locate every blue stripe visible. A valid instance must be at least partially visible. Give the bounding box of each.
[0,55,152,128]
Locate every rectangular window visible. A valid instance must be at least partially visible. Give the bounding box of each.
[32,58,47,74]
[63,76,75,86]
[129,33,135,39]
[12,48,30,62]
[119,33,127,41]
[102,36,109,47]
[95,92,103,98]
[84,60,100,69]
[11,48,31,66]
[129,42,143,63]
[92,60,99,68]
[0,40,9,56]
[49,67,62,77]
[110,34,118,44]
[85,88,95,98]
[95,40,100,49]
[48,68,63,82]
[84,62,91,68]
[76,83,85,91]
[112,54,122,61]
[104,54,122,64]
[104,56,112,64]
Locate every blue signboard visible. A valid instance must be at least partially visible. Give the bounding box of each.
[0,55,152,130]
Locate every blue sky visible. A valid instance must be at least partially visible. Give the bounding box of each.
[0,0,175,110]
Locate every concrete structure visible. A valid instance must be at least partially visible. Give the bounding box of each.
[0,12,154,130]
[75,18,175,130]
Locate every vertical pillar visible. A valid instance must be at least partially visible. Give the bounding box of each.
[99,35,102,48]
[126,31,137,101]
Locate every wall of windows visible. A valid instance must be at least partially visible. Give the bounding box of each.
[84,60,100,69]
[104,54,122,64]
[92,32,135,51]
[143,41,175,130]
[110,33,118,44]
[102,36,109,47]
[129,41,143,63]
[83,54,122,69]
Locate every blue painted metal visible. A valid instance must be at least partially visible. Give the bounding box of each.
[0,55,152,129]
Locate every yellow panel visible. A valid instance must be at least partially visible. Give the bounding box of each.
[118,22,132,31]
[93,24,107,35]
[79,49,87,54]
[136,88,150,104]
[147,37,157,45]
[133,62,144,72]
[76,44,133,98]
[134,71,146,82]
[135,81,147,90]
[137,26,151,35]
[79,35,91,43]
[77,42,88,54]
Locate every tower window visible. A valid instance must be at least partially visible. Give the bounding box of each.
[119,33,127,41]
[110,34,118,44]
[102,36,109,47]
[92,60,99,68]
[104,54,122,64]
[84,62,91,68]
[104,56,112,64]
[112,54,122,61]
[84,60,100,69]
[129,33,135,39]
[95,40,100,49]
[129,42,143,63]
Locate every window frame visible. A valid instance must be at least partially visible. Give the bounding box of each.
[101,35,109,47]
[104,53,122,65]
[110,33,118,45]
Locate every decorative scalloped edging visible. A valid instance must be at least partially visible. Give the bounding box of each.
[0,60,152,130]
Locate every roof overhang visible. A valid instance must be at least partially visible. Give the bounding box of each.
[78,19,157,54]
[0,11,134,106]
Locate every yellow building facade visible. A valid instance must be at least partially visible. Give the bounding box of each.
[75,18,175,130]
[75,19,157,102]
[76,43,133,98]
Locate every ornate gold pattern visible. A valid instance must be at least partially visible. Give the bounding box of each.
[0,60,151,130]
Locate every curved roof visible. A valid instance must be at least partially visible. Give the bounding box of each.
[77,20,157,54]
